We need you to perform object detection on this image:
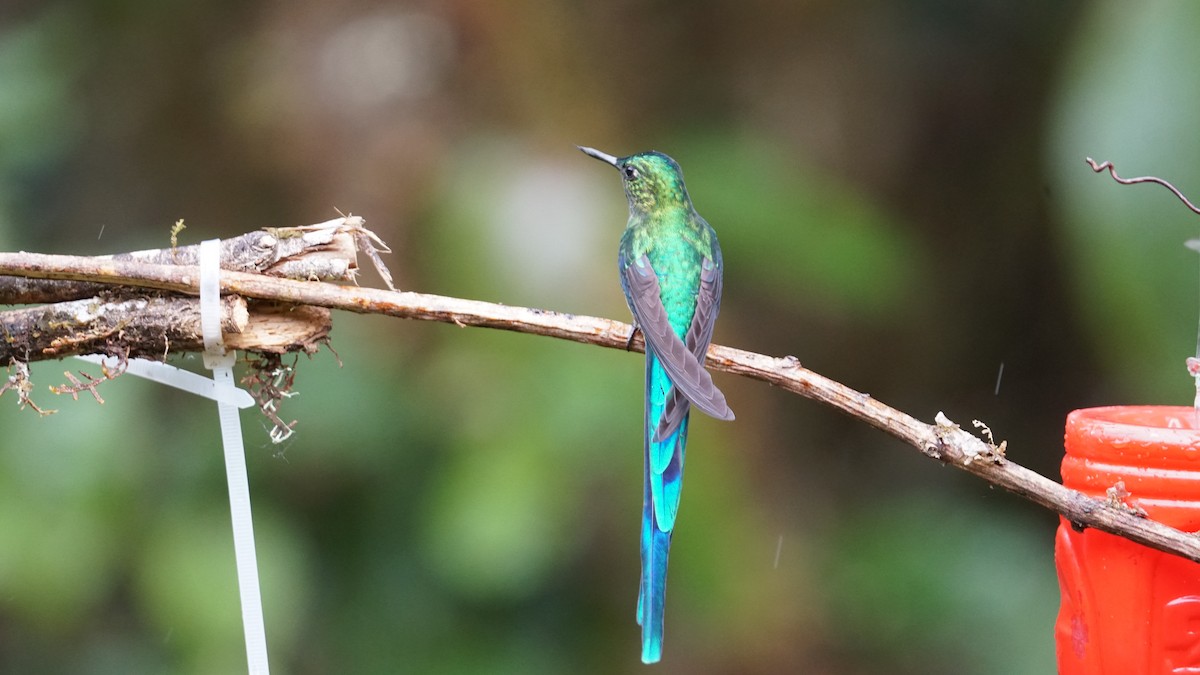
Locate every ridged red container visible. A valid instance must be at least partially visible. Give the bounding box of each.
[1057,406,1200,674]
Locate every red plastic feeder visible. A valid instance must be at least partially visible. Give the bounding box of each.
[1057,405,1200,673]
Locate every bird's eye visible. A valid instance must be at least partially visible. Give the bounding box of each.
[623,165,639,180]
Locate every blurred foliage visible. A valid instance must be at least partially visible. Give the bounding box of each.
[1049,0,1200,401]
[1,0,1192,673]
[678,132,927,320]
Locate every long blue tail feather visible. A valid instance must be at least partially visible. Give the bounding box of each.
[638,348,689,664]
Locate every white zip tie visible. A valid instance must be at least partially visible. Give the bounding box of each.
[73,355,255,409]
[67,243,269,671]
[199,238,271,675]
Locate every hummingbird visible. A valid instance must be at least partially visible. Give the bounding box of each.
[579,146,735,664]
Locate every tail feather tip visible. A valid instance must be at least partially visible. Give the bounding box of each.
[641,640,662,664]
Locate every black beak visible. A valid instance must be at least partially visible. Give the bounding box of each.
[577,145,620,167]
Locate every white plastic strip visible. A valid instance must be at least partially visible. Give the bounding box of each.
[199,239,224,356]
[73,355,255,409]
[200,238,271,675]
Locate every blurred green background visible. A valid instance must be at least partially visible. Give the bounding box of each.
[0,1,1196,672]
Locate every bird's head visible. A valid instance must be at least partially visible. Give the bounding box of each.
[578,146,691,215]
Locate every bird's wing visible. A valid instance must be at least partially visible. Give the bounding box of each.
[687,257,722,358]
[622,253,734,424]
[654,257,724,441]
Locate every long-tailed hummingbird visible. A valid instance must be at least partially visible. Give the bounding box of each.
[579,146,735,664]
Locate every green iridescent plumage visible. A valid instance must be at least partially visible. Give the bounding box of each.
[579,146,734,664]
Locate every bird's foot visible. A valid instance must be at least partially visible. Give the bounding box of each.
[625,324,641,351]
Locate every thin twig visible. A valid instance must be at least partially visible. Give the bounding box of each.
[1,250,1199,565]
[1,359,56,415]
[49,349,129,403]
[1086,157,1200,215]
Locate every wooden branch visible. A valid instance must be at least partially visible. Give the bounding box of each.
[0,218,366,305]
[0,295,330,362]
[1,249,1199,567]
[225,303,331,355]
[2,294,247,361]
[0,218,367,359]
